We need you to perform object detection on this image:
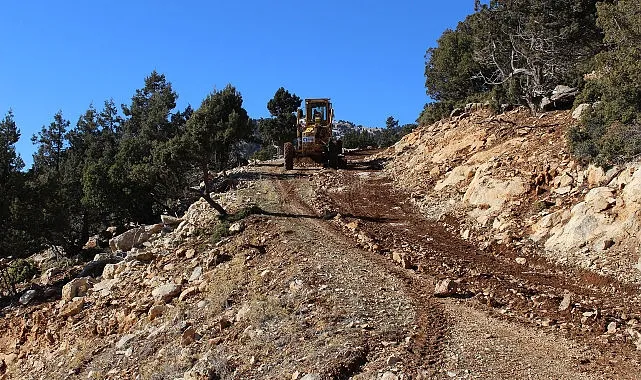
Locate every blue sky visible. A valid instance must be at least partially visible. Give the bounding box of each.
[0,1,474,167]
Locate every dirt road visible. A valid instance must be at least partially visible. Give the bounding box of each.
[247,152,641,379]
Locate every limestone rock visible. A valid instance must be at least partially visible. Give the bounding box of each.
[102,263,124,280]
[229,222,244,234]
[148,305,167,321]
[434,278,456,297]
[585,187,615,212]
[62,277,93,301]
[126,250,155,262]
[189,266,203,283]
[40,267,63,285]
[572,103,592,120]
[109,224,163,252]
[434,165,476,191]
[587,165,606,186]
[115,334,136,350]
[60,298,84,317]
[160,214,183,226]
[559,292,572,311]
[381,372,399,380]
[152,284,182,303]
[463,165,527,212]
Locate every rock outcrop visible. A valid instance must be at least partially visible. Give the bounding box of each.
[383,107,641,282]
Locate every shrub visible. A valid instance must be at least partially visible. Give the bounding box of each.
[0,258,38,296]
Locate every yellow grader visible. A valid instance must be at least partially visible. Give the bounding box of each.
[283,98,345,170]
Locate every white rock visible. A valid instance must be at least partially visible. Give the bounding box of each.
[152,284,182,303]
[554,186,572,195]
[19,290,37,305]
[161,214,183,226]
[381,372,399,380]
[434,278,456,297]
[62,278,93,301]
[189,266,203,283]
[115,334,136,350]
[559,292,572,311]
[572,103,592,120]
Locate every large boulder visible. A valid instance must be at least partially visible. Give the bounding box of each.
[463,165,528,212]
[109,224,163,252]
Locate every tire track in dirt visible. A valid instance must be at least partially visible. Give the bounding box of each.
[272,176,448,377]
[309,158,641,379]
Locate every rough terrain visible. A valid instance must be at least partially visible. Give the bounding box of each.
[2,108,641,379]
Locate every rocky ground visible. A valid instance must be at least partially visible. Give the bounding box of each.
[2,109,641,379]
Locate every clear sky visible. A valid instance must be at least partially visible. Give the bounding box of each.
[0,1,474,168]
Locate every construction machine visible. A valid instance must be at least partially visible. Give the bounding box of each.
[283,98,346,170]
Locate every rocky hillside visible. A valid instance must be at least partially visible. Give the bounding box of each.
[383,107,641,283]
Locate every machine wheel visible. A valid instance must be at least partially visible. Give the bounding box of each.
[284,142,294,170]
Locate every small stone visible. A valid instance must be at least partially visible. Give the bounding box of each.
[218,317,232,331]
[148,305,167,321]
[178,287,199,302]
[60,298,85,317]
[19,290,37,305]
[346,221,359,232]
[185,249,196,259]
[181,326,196,346]
[300,375,321,380]
[386,355,401,366]
[381,372,399,380]
[152,284,182,303]
[607,322,617,334]
[229,222,244,234]
[189,266,203,283]
[434,278,456,297]
[115,334,136,350]
[559,292,572,311]
[515,257,527,265]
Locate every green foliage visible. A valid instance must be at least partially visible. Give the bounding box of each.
[425,22,487,102]
[570,0,641,165]
[0,259,38,296]
[342,117,415,149]
[251,145,278,161]
[423,0,602,118]
[0,110,27,259]
[258,87,301,147]
[418,101,456,125]
[178,84,252,180]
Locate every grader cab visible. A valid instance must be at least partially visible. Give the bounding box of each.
[283,98,345,170]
